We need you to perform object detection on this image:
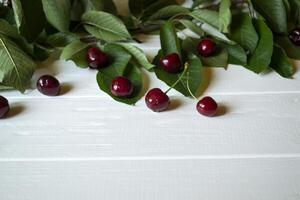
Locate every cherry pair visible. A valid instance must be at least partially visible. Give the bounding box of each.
[145,88,217,116]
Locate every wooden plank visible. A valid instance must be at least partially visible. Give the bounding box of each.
[0,93,299,159]
[0,158,299,200]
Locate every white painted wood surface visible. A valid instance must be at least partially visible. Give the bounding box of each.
[1,1,300,199]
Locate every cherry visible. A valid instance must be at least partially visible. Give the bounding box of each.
[145,88,170,112]
[289,28,300,46]
[0,95,9,119]
[160,53,182,73]
[196,96,218,117]
[197,38,217,57]
[86,47,109,69]
[110,76,134,97]
[37,75,61,96]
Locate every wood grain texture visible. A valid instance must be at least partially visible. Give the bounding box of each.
[1,0,300,199]
[1,159,300,200]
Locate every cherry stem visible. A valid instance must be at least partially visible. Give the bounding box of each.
[186,72,199,100]
[165,62,189,94]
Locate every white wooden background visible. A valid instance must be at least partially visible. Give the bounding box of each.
[1,1,300,199]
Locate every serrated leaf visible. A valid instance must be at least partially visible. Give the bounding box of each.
[182,37,228,68]
[155,52,203,97]
[219,0,231,33]
[148,5,189,21]
[0,83,13,90]
[178,19,204,36]
[42,0,71,32]
[227,44,247,66]
[115,43,154,70]
[82,11,131,42]
[81,0,117,15]
[12,0,46,42]
[46,32,79,48]
[189,9,219,29]
[103,44,132,75]
[251,0,287,33]
[33,44,53,61]
[129,0,156,18]
[275,36,300,60]
[60,41,90,68]
[288,0,300,26]
[192,0,212,8]
[270,44,294,78]
[0,36,36,92]
[141,0,178,21]
[247,19,273,73]
[200,23,235,44]
[0,19,19,39]
[230,13,258,54]
[160,21,182,58]
[97,44,143,105]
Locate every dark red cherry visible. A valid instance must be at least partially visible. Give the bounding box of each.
[37,75,60,96]
[86,47,109,69]
[289,28,300,46]
[160,53,182,73]
[0,95,9,119]
[110,76,134,97]
[145,88,170,112]
[197,38,217,57]
[196,96,218,117]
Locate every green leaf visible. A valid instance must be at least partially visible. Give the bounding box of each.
[141,0,178,21]
[288,0,300,26]
[219,0,231,33]
[230,13,259,54]
[0,36,36,92]
[97,44,143,105]
[0,19,20,39]
[42,0,71,32]
[182,37,228,68]
[0,83,13,90]
[82,11,131,42]
[251,0,288,33]
[192,0,212,8]
[148,5,189,21]
[103,44,132,75]
[129,0,156,18]
[227,44,247,66]
[200,23,235,44]
[114,43,154,70]
[178,19,204,36]
[46,32,79,48]
[247,19,273,73]
[155,53,203,97]
[160,21,182,58]
[275,36,300,60]
[270,44,294,78]
[81,0,117,15]
[33,44,53,61]
[11,0,46,42]
[189,9,219,29]
[60,41,90,68]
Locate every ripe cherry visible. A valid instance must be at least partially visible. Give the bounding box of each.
[37,75,61,96]
[197,38,217,57]
[289,28,300,46]
[196,96,218,117]
[145,88,170,112]
[86,47,109,69]
[0,95,9,119]
[110,76,134,97]
[160,53,182,73]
